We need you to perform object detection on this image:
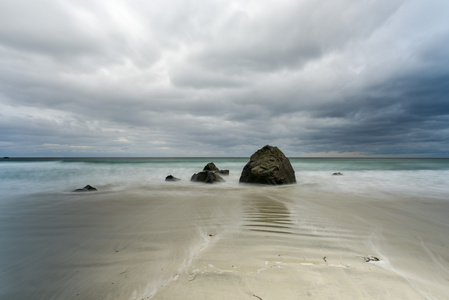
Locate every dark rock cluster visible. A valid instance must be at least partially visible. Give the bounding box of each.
[70,147,296,191]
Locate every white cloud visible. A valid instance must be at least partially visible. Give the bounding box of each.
[1,0,448,157]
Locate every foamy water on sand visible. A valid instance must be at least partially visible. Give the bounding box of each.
[1,158,448,299]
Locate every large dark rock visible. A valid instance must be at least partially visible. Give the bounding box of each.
[191,170,224,184]
[73,185,97,192]
[239,145,296,185]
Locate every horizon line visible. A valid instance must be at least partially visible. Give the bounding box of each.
[3,156,449,159]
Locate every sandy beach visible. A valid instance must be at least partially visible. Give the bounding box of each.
[2,178,448,299]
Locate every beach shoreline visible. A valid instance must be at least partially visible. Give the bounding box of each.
[1,158,448,299]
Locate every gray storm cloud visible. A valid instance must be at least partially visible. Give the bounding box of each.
[0,0,448,157]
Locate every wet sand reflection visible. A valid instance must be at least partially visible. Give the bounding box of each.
[243,196,295,235]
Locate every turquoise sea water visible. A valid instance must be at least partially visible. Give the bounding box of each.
[1,157,448,199]
[1,157,449,299]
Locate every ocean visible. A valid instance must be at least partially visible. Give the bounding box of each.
[1,157,449,299]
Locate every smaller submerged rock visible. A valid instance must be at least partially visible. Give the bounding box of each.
[165,175,181,181]
[332,172,343,176]
[73,185,97,192]
[191,170,224,184]
[217,169,229,175]
[203,162,219,171]
[190,162,228,184]
[203,162,229,175]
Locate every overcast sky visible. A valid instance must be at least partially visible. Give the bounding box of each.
[1,0,448,157]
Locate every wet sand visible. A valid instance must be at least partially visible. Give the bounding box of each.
[1,184,448,299]
[153,187,447,299]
